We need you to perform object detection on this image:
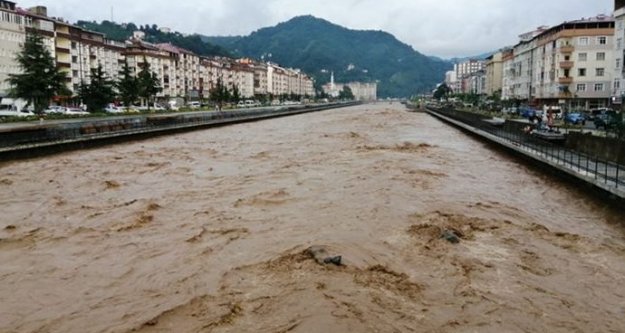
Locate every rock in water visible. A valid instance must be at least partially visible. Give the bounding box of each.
[305,246,343,266]
[324,256,342,266]
[441,230,460,244]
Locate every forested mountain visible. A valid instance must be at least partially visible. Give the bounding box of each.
[75,20,231,57]
[206,16,452,97]
[77,17,452,97]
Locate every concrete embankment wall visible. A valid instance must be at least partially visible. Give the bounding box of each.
[0,103,359,160]
[566,132,625,165]
[426,109,625,204]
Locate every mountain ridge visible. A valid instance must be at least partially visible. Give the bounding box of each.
[206,15,452,97]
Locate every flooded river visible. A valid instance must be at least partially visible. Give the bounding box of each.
[1,103,624,332]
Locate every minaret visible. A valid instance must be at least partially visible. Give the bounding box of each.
[330,71,335,96]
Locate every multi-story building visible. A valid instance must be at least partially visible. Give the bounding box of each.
[533,16,614,109]
[124,38,172,100]
[613,0,625,105]
[485,51,505,96]
[444,70,459,93]
[1,1,317,104]
[231,62,254,98]
[501,50,515,100]
[156,43,202,98]
[508,38,536,101]
[345,82,377,101]
[502,17,614,109]
[0,1,57,96]
[455,59,485,79]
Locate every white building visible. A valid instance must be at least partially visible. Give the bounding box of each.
[613,0,625,105]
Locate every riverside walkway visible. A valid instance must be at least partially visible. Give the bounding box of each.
[426,108,625,201]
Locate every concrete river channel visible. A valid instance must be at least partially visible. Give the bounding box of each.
[0,103,624,332]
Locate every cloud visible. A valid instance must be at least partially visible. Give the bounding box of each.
[17,0,613,58]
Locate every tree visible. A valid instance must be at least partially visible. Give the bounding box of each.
[78,64,115,112]
[231,85,241,103]
[338,86,355,100]
[7,32,69,114]
[117,59,139,108]
[137,56,161,110]
[433,83,452,101]
[209,78,227,110]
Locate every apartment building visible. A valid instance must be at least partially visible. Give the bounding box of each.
[267,63,289,96]
[485,51,505,95]
[1,1,317,104]
[533,16,614,109]
[156,43,202,98]
[0,1,56,96]
[231,62,254,98]
[502,16,614,109]
[124,38,171,99]
[613,0,625,105]
[345,82,377,101]
[501,50,515,100]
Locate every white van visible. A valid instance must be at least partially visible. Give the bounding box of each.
[0,98,34,117]
[187,101,201,109]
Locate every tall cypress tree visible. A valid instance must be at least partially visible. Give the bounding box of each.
[137,56,161,110]
[78,64,115,112]
[116,59,138,108]
[7,32,69,114]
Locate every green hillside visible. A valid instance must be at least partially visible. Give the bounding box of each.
[207,16,452,97]
[75,20,231,57]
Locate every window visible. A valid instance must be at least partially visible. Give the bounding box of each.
[578,53,587,61]
[72,70,78,77]
[598,37,607,45]
[71,56,77,63]
[619,38,623,50]
[594,83,604,91]
[596,68,605,77]
[618,58,621,69]
[597,52,605,61]
[71,42,76,49]
[579,37,589,46]
[578,68,586,77]
[614,80,621,90]
[576,84,586,92]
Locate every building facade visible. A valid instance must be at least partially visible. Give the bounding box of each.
[485,51,505,96]
[613,0,625,105]
[0,1,316,105]
[502,16,615,110]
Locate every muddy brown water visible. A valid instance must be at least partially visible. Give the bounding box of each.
[1,103,624,333]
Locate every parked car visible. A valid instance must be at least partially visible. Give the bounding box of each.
[44,105,66,114]
[0,106,35,117]
[105,104,125,113]
[564,112,587,125]
[593,111,620,130]
[187,101,201,109]
[64,107,90,115]
[589,107,612,120]
[519,106,539,119]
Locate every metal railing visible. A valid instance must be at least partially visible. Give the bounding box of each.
[0,102,359,153]
[428,107,625,190]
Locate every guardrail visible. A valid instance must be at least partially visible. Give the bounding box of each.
[427,107,625,191]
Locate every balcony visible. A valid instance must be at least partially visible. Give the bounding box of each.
[559,61,574,69]
[559,77,573,84]
[55,47,70,54]
[560,45,575,53]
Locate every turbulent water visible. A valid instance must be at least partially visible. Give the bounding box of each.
[1,103,624,333]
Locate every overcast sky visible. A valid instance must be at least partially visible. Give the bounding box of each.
[18,0,613,58]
